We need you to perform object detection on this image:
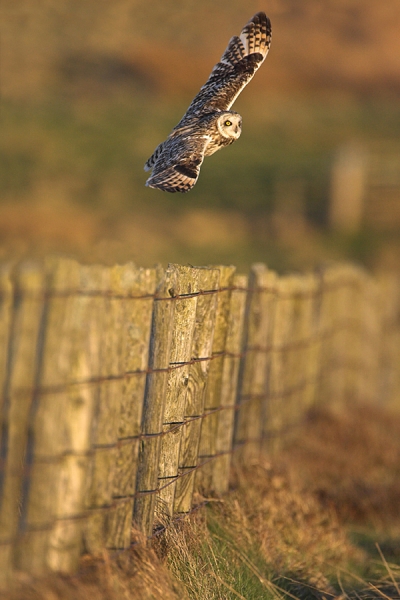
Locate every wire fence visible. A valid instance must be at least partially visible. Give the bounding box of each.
[0,257,399,588]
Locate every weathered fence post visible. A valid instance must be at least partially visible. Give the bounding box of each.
[157,266,200,521]
[0,262,47,583]
[317,265,365,409]
[174,267,220,513]
[353,270,381,405]
[106,265,157,550]
[133,265,178,536]
[85,263,157,551]
[317,265,346,408]
[265,275,296,453]
[273,274,321,440]
[235,264,277,461]
[0,263,15,588]
[78,263,119,555]
[14,259,106,573]
[298,274,323,414]
[212,273,248,494]
[195,265,236,495]
[377,272,400,407]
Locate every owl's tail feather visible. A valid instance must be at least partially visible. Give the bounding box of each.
[145,164,198,193]
[144,141,165,171]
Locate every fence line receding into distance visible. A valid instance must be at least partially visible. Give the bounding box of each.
[0,257,399,587]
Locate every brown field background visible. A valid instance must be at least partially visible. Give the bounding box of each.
[1,5,400,596]
[1,0,400,271]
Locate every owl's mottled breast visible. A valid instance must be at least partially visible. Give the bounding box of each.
[204,132,235,157]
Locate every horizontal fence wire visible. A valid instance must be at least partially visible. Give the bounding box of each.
[0,418,307,549]
[0,259,399,587]
[0,275,369,303]
[1,318,378,400]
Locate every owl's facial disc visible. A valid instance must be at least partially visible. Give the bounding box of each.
[217,113,242,139]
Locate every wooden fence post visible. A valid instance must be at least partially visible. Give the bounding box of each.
[318,265,366,409]
[0,263,15,588]
[266,275,297,453]
[0,262,47,582]
[174,267,220,514]
[235,264,277,461]
[354,270,381,405]
[273,274,320,440]
[157,266,200,521]
[299,274,323,413]
[133,265,178,536]
[212,274,248,494]
[85,262,156,553]
[106,265,157,550]
[317,266,346,408]
[14,259,105,573]
[195,265,236,496]
[376,272,400,408]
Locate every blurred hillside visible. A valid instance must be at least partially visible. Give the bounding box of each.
[3,0,400,99]
[1,0,400,271]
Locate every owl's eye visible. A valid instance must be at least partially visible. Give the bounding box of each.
[224,120,232,127]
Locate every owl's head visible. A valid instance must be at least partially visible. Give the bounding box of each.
[216,112,242,140]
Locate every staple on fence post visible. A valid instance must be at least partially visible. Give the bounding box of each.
[212,273,248,494]
[174,267,220,514]
[234,264,277,462]
[105,265,157,550]
[195,265,236,496]
[133,265,178,537]
[0,262,48,582]
[0,263,16,588]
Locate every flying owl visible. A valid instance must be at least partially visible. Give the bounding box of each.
[144,12,271,193]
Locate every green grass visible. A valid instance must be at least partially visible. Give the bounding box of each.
[5,405,400,600]
[3,94,400,214]
[2,94,400,272]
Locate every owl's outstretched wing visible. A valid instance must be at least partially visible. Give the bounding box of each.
[145,133,210,193]
[182,12,271,119]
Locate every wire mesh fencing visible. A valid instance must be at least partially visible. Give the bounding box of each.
[0,257,399,587]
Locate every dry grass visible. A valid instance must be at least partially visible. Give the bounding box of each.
[280,403,400,529]
[4,537,184,600]
[3,403,400,599]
